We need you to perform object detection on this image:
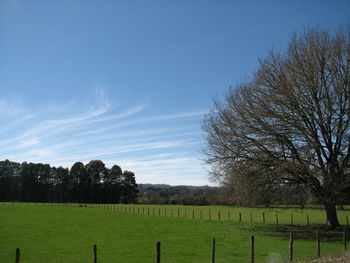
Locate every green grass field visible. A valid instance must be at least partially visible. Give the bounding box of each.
[0,203,349,263]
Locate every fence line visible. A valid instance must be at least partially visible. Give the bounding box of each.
[9,228,349,263]
[2,202,350,227]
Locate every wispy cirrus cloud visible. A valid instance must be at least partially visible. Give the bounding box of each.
[0,88,208,185]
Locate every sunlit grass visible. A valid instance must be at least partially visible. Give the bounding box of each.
[0,203,348,263]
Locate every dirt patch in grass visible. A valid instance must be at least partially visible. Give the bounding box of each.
[296,251,350,263]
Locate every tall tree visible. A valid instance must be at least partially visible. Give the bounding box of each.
[69,162,89,203]
[51,166,69,202]
[85,160,107,203]
[104,165,123,203]
[19,162,51,202]
[35,163,52,201]
[0,160,21,201]
[202,27,350,228]
[121,170,138,203]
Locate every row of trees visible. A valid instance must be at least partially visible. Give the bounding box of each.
[0,159,138,203]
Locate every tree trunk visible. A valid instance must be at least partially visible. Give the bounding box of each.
[324,202,340,228]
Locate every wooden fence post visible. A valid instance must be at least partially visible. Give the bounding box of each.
[275,213,279,225]
[262,213,265,224]
[250,212,253,223]
[316,231,320,257]
[250,235,255,263]
[346,216,349,228]
[307,214,310,227]
[218,211,220,221]
[239,212,241,222]
[93,244,97,263]
[211,238,216,263]
[289,232,294,261]
[228,211,230,221]
[344,228,347,251]
[156,241,161,263]
[15,248,20,263]
[178,209,180,217]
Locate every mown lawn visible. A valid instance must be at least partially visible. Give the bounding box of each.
[0,203,348,263]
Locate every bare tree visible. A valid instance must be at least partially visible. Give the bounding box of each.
[202,27,350,228]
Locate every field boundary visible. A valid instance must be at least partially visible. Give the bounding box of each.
[1,201,349,227]
[2,202,350,262]
[11,232,349,263]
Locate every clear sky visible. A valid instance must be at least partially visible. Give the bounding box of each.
[1,0,349,185]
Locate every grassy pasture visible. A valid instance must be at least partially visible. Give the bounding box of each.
[0,203,349,263]
[110,204,350,226]
[4,202,349,226]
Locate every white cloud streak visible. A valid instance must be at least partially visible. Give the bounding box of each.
[0,89,208,185]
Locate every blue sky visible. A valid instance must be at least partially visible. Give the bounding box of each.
[1,0,349,185]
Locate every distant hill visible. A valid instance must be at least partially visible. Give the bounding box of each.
[137,184,219,205]
[138,184,172,189]
[138,184,212,190]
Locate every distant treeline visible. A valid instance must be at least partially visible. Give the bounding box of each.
[3,160,345,207]
[137,184,325,207]
[0,159,138,204]
[137,184,222,205]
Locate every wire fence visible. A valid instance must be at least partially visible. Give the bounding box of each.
[12,230,349,263]
[2,202,350,262]
[1,201,349,227]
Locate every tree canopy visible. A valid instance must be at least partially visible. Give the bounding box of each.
[0,159,138,204]
[202,26,350,228]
